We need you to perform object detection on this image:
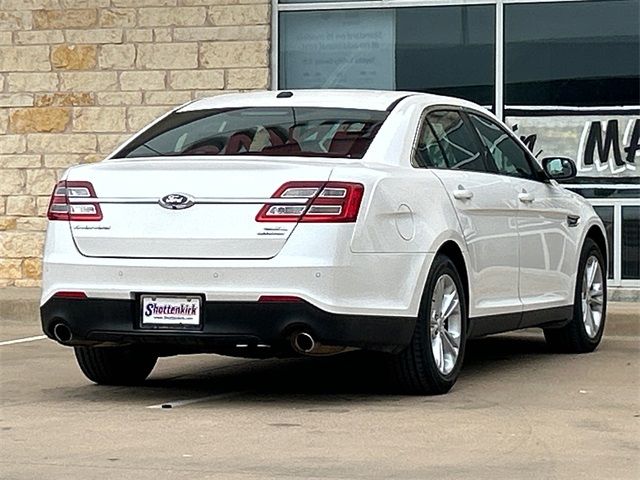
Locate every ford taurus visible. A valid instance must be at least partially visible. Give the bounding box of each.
[40,90,608,394]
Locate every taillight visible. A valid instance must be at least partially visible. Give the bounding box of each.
[47,180,103,221]
[256,181,364,223]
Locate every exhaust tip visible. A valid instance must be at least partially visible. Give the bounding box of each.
[53,323,72,343]
[292,331,315,354]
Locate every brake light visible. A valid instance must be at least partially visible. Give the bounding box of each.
[53,291,88,299]
[47,181,103,221]
[258,295,303,303]
[256,182,364,223]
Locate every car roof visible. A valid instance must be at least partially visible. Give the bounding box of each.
[178,89,480,113]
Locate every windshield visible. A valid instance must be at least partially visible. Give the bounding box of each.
[115,107,389,159]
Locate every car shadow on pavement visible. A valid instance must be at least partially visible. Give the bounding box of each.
[93,333,563,401]
[45,333,564,405]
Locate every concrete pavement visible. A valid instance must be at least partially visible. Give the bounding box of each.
[0,299,638,479]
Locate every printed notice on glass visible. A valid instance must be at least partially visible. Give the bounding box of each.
[281,10,396,90]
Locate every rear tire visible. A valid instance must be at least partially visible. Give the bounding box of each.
[74,346,157,385]
[544,238,606,353]
[393,254,467,395]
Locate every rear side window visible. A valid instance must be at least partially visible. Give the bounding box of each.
[115,107,388,159]
[468,113,535,179]
[415,119,448,169]
[426,111,486,172]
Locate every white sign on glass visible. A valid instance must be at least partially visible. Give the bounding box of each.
[506,115,639,179]
[281,10,396,90]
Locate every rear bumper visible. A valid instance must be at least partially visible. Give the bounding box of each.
[41,297,416,354]
[41,222,433,318]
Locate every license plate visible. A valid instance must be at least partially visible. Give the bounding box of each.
[140,295,202,328]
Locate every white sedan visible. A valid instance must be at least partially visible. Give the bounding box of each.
[41,90,607,394]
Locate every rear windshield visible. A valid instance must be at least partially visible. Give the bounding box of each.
[115,107,389,159]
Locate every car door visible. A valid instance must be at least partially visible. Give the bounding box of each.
[417,109,522,326]
[466,112,576,318]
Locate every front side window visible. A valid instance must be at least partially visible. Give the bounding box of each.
[115,107,388,160]
[426,111,486,173]
[468,113,535,179]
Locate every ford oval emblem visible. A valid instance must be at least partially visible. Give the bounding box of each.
[159,193,195,210]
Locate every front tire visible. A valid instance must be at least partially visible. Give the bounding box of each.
[393,254,467,395]
[74,346,157,385]
[544,238,607,353]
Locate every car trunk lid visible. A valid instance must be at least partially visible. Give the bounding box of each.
[66,157,333,259]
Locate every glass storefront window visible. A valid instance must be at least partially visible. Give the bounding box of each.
[279,5,495,106]
[276,1,639,287]
[278,0,375,4]
[279,10,396,91]
[622,206,640,280]
[394,6,494,106]
[593,206,614,279]
[505,0,640,107]
[568,188,640,200]
[280,0,370,2]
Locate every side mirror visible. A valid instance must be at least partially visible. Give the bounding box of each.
[541,157,577,180]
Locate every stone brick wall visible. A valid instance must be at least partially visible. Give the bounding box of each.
[0,0,271,287]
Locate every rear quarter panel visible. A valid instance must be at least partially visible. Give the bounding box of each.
[329,165,469,317]
[341,166,466,254]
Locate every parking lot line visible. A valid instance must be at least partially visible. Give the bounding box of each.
[0,335,47,347]
[146,391,246,409]
[603,335,640,342]
[515,331,638,342]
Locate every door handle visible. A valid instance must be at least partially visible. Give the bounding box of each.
[452,185,473,200]
[518,189,535,203]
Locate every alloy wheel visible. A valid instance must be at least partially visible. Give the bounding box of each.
[582,255,604,339]
[430,274,462,375]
